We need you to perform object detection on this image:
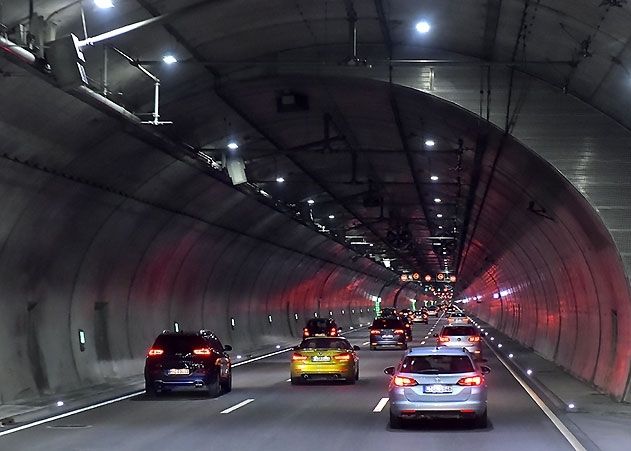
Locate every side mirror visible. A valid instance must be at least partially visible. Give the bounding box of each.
[384,366,395,376]
[353,345,361,351]
[223,345,233,351]
[481,365,491,374]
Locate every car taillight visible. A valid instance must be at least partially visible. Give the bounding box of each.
[457,376,482,386]
[147,348,164,357]
[394,376,418,387]
[292,353,308,361]
[370,329,381,335]
[330,328,337,336]
[193,347,212,356]
[468,336,480,342]
[405,324,411,328]
[333,353,352,361]
[394,329,404,334]
[303,328,310,336]
[439,336,450,342]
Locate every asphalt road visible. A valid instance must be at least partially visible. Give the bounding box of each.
[0,317,575,451]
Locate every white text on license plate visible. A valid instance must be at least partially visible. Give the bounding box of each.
[424,384,452,394]
[312,356,331,362]
[168,368,190,375]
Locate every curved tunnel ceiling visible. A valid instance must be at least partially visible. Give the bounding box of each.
[1,0,631,403]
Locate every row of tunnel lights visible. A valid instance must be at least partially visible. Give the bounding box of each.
[468,319,577,412]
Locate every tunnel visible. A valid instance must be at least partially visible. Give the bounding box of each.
[1,1,631,450]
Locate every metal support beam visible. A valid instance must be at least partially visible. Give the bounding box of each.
[482,0,503,60]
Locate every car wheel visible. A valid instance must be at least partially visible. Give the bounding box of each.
[473,409,488,428]
[290,377,302,385]
[221,373,232,393]
[402,343,408,350]
[389,411,404,429]
[207,376,222,398]
[145,382,158,397]
[355,367,360,381]
[370,345,376,351]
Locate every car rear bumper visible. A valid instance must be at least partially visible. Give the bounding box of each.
[370,338,406,348]
[291,362,355,378]
[389,396,487,418]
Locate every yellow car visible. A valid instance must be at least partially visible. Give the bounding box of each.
[290,337,360,384]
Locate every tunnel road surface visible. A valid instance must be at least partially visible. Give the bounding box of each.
[0,318,576,450]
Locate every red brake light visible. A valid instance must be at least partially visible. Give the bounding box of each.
[333,353,352,361]
[439,336,450,342]
[457,376,482,386]
[148,348,164,357]
[330,328,337,336]
[394,329,405,334]
[405,324,411,328]
[303,328,310,336]
[292,353,308,361]
[370,329,381,335]
[394,376,418,387]
[193,347,212,356]
[468,336,480,342]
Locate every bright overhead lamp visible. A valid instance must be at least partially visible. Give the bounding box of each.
[438,226,443,229]
[434,198,441,203]
[227,141,239,150]
[430,175,439,181]
[436,213,443,218]
[425,139,435,147]
[416,21,431,33]
[328,214,335,219]
[94,0,114,8]
[307,199,315,205]
[162,54,177,65]
[276,177,285,183]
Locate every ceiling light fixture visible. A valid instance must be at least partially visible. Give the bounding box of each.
[328,214,335,219]
[434,198,441,203]
[94,0,114,8]
[416,21,431,33]
[162,54,177,65]
[227,141,239,150]
[276,177,285,183]
[307,199,315,205]
[437,213,443,218]
[425,139,436,147]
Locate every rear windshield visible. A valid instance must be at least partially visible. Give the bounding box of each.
[307,319,333,329]
[400,355,474,374]
[300,338,351,349]
[442,326,477,336]
[153,335,208,353]
[372,318,403,328]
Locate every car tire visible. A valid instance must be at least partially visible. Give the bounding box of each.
[221,373,232,393]
[145,383,158,397]
[389,411,404,429]
[207,376,222,398]
[355,367,360,381]
[402,343,408,350]
[290,377,302,385]
[472,409,488,428]
[370,345,376,351]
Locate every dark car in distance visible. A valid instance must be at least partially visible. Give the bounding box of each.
[303,318,339,339]
[370,317,407,350]
[144,330,232,397]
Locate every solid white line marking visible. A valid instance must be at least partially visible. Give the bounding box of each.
[232,348,292,367]
[0,391,143,437]
[286,378,291,382]
[373,397,389,412]
[362,341,370,346]
[220,398,255,414]
[486,343,586,451]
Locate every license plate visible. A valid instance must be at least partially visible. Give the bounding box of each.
[424,384,453,394]
[383,335,394,338]
[168,368,190,375]
[311,356,331,362]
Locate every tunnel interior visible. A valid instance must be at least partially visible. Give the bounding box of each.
[1,0,631,408]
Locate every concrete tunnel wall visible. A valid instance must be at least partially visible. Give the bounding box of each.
[459,130,631,402]
[0,73,422,404]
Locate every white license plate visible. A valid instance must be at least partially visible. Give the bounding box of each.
[168,368,190,375]
[382,335,394,338]
[424,384,453,394]
[311,356,331,362]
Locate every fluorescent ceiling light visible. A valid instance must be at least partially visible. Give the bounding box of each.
[425,139,435,147]
[162,54,177,64]
[276,177,285,183]
[94,0,114,8]
[436,213,443,218]
[307,199,315,205]
[430,175,439,181]
[328,214,335,219]
[434,198,441,203]
[227,141,239,150]
[416,21,431,33]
